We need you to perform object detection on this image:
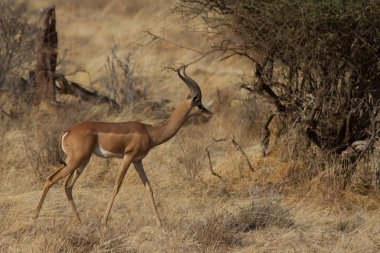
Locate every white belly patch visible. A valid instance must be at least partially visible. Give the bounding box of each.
[93,146,124,159]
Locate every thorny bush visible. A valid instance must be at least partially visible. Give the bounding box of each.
[178,0,380,188]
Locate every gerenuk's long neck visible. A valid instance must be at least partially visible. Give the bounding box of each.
[147,100,192,147]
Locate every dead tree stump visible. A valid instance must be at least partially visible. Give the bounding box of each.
[31,5,120,110]
[33,6,57,106]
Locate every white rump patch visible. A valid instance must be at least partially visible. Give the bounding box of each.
[61,132,69,154]
[94,146,124,159]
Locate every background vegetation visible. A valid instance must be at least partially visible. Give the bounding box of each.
[0,0,379,252]
[179,0,380,189]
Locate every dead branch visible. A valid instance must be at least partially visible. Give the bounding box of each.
[340,126,380,188]
[146,31,219,70]
[205,149,223,179]
[0,106,14,119]
[146,31,204,55]
[261,113,275,157]
[205,136,254,179]
[55,74,119,109]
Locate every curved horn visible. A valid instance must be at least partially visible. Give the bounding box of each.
[177,65,202,100]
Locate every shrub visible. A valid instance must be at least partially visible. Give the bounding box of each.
[178,0,380,187]
[0,1,34,90]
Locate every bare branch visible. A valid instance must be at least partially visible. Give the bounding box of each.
[261,113,275,157]
[205,136,254,179]
[146,31,204,55]
[55,74,119,109]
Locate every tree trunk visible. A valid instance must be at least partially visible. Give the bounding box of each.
[33,6,57,106]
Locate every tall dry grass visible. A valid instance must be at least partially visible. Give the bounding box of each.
[0,1,380,253]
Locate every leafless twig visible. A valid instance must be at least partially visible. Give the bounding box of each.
[205,136,254,179]
[146,31,204,55]
[0,106,14,119]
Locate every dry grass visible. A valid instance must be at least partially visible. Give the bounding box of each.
[173,125,209,179]
[1,1,380,253]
